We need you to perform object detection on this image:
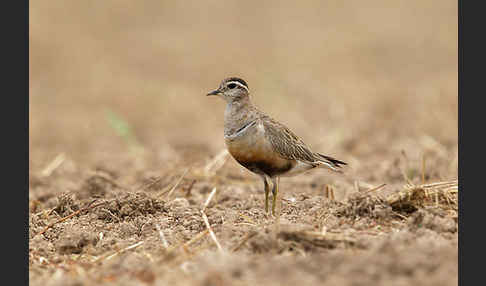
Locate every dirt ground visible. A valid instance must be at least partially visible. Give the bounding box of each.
[29,1,458,285]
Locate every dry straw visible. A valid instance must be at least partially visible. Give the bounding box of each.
[200,187,224,252]
[203,149,229,176]
[41,153,66,177]
[387,179,458,214]
[35,200,107,237]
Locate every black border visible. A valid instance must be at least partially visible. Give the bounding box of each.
[6,0,29,285]
[459,1,484,285]
[24,1,30,285]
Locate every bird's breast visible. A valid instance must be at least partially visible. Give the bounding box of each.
[225,123,295,176]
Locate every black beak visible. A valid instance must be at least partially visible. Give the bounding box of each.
[206,89,221,96]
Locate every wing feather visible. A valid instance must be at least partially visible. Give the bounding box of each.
[260,114,347,171]
[261,116,316,164]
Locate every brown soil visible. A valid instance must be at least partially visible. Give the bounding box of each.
[30,1,457,285]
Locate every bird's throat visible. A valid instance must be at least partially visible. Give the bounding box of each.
[224,100,255,137]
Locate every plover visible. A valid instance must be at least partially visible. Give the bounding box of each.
[207,77,346,215]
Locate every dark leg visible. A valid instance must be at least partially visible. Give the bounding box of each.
[262,176,270,213]
[271,177,280,216]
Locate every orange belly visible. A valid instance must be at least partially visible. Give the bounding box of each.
[225,132,295,177]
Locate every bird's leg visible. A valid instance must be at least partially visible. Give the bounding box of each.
[263,176,270,213]
[271,177,280,216]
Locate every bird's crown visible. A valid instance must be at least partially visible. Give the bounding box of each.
[220,77,249,92]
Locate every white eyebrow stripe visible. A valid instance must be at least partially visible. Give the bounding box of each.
[227,81,249,92]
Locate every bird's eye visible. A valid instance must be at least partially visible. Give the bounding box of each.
[227,83,237,89]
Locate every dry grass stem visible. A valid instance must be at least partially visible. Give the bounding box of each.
[239,213,257,226]
[201,210,223,253]
[182,229,210,249]
[139,218,152,236]
[41,153,66,177]
[100,208,121,223]
[163,168,189,199]
[321,225,327,235]
[104,241,145,261]
[362,183,387,195]
[324,185,335,200]
[231,231,258,252]
[203,149,229,176]
[155,224,169,249]
[36,200,107,237]
[203,187,217,211]
[400,167,414,186]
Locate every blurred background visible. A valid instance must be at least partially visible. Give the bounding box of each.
[29,0,457,184]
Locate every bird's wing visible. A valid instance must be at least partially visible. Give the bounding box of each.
[261,115,317,164]
[261,115,346,171]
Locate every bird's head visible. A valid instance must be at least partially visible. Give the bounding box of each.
[207,77,250,103]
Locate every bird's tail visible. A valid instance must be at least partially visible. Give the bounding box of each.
[314,153,347,173]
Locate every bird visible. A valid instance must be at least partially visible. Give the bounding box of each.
[207,77,347,215]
